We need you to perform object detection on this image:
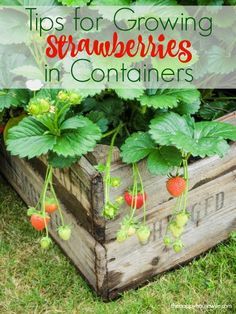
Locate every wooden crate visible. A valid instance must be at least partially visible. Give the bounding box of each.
[0,112,236,300]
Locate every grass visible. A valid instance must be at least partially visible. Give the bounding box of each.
[0,176,235,314]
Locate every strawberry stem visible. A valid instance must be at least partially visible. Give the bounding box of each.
[104,123,123,205]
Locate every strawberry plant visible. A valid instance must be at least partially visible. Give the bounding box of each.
[0,0,236,254]
[5,89,102,248]
[121,112,236,251]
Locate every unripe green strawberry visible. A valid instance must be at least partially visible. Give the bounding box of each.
[102,202,118,220]
[115,196,124,205]
[68,92,82,105]
[38,98,50,113]
[127,225,136,237]
[116,229,128,243]
[57,91,69,102]
[163,236,172,247]
[176,211,189,228]
[40,237,52,249]
[58,225,72,241]
[136,225,151,244]
[110,177,121,188]
[169,223,183,238]
[28,98,50,116]
[28,102,41,116]
[173,240,184,253]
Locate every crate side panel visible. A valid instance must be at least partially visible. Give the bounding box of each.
[105,170,236,297]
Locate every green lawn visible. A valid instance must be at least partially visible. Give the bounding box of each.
[0,176,235,314]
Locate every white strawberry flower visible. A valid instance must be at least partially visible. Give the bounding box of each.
[26,79,43,91]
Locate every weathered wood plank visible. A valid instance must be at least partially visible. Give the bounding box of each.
[105,170,236,297]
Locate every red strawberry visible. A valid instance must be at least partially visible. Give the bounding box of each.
[45,198,58,214]
[30,214,50,231]
[166,176,186,197]
[124,191,147,209]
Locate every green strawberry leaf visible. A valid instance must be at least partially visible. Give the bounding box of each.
[115,89,144,100]
[48,152,79,169]
[149,112,194,146]
[53,116,102,157]
[139,89,201,112]
[6,117,56,158]
[149,112,236,158]
[120,132,155,164]
[86,111,109,132]
[121,132,182,175]
[147,146,182,175]
[0,89,29,111]
[6,115,102,159]
[139,94,179,109]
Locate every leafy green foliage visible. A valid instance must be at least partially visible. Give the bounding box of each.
[139,89,201,113]
[0,90,30,111]
[6,117,56,158]
[86,111,109,132]
[199,101,236,120]
[121,132,182,175]
[149,112,236,158]
[115,89,144,101]
[48,152,79,169]
[82,96,124,128]
[6,115,101,159]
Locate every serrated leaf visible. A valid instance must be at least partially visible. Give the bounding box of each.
[115,89,144,100]
[195,121,236,142]
[6,117,56,158]
[86,111,108,132]
[149,112,194,146]
[121,132,155,164]
[48,152,79,169]
[6,115,101,159]
[149,112,236,158]
[0,90,20,111]
[0,89,29,111]
[139,89,201,112]
[53,116,101,157]
[147,146,182,175]
[139,94,179,109]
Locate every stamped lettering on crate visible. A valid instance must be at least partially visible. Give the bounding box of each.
[151,191,225,240]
